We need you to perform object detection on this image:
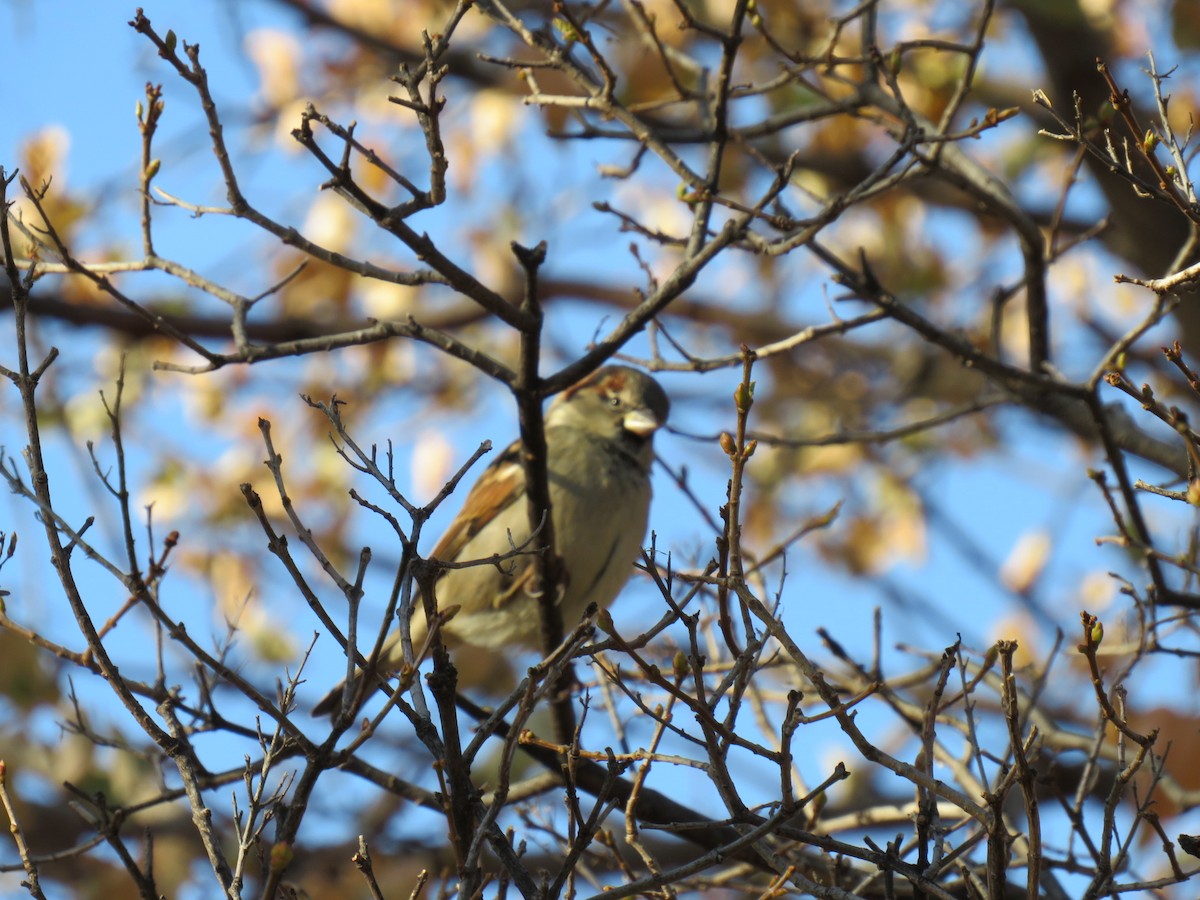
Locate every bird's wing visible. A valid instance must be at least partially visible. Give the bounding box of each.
[429,439,526,564]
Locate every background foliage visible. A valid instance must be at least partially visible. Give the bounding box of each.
[4,1,1200,897]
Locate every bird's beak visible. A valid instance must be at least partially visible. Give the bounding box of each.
[623,408,662,437]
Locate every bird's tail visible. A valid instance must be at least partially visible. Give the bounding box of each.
[311,670,367,719]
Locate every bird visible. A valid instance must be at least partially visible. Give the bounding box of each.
[312,364,670,718]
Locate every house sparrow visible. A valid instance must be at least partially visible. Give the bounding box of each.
[313,365,670,718]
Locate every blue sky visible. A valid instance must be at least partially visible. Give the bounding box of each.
[0,0,1156,755]
[2,2,1195,894]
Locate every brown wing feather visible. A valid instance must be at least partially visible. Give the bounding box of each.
[429,441,525,564]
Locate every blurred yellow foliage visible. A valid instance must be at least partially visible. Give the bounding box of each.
[1000,530,1051,594]
[245,29,302,107]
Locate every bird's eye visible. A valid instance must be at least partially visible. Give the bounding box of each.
[608,394,622,407]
